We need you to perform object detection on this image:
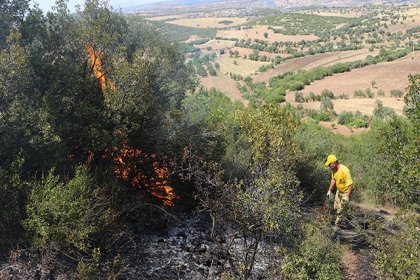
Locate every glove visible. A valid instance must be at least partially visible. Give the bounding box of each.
[327,190,333,200]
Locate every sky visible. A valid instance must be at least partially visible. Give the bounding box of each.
[31,0,163,12]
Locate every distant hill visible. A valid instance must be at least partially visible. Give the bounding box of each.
[124,0,416,13]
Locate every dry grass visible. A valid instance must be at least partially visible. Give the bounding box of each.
[168,17,248,28]
[200,74,248,105]
[318,121,368,136]
[301,51,420,96]
[195,39,236,51]
[216,25,318,43]
[253,48,378,83]
[405,7,420,17]
[217,54,271,76]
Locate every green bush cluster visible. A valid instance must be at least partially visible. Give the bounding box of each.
[373,99,396,119]
[244,46,418,104]
[281,223,343,280]
[370,215,420,279]
[0,155,25,249]
[25,167,101,253]
[390,89,404,97]
[307,109,332,122]
[337,111,369,128]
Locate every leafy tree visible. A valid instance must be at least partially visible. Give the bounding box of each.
[0,0,29,49]
[373,99,395,119]
[375,117,418,206]
[191,105,302,278]
[404,74,420,126]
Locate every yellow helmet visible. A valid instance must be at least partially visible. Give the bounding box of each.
[325,155,337,166]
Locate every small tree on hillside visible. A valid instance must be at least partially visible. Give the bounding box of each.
[404,74,420,126]
[320,97,334,112]
[191,105,302,279]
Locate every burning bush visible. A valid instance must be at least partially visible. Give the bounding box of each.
[108,141,178,206]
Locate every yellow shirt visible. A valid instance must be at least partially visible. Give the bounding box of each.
[332,164,353,193]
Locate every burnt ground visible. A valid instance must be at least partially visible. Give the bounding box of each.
[0,213,279,280]
[0,206,392,279]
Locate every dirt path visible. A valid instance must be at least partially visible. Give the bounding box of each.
[336,203,395,280]
[341,248,377,280]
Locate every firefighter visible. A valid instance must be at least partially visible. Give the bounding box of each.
[325,155,354,227]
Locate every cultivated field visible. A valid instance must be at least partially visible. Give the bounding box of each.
[229,47,280,59]
[406,7,420,16]
[200,74,248,105]
[289,98,406,116]
[216,25,319,42]
[384,7,420,33]
[301,51,420,96]
[386,18,420,33]
[195,40,236,51]
[167,17,248,28]
[252,48,379,83]
[217,55,271,76]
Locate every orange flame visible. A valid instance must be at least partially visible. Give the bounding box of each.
[109,142,178,206]
[87,43,115,92]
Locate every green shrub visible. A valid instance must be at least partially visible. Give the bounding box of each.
[0,155,25,249]
[320,89,334,99]
[308,92,317,101]
[337,93,349,99]
[294,121,334,203]
[354,89,366,98]
[366,88,374,98]
[320,97,334,112]
[338,111,352,125]
[281,223,343,280]
[375,117,419,206]
[390,89,404,97]
[307,109,332,122]
[338,111,369,128]
[370,215,420,279]
[373,99,396,119]
[25,166,101,253]
[295,91,305,102]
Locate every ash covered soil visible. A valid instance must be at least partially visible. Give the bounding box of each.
[0,213,278,280]
[0,206,393,279]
